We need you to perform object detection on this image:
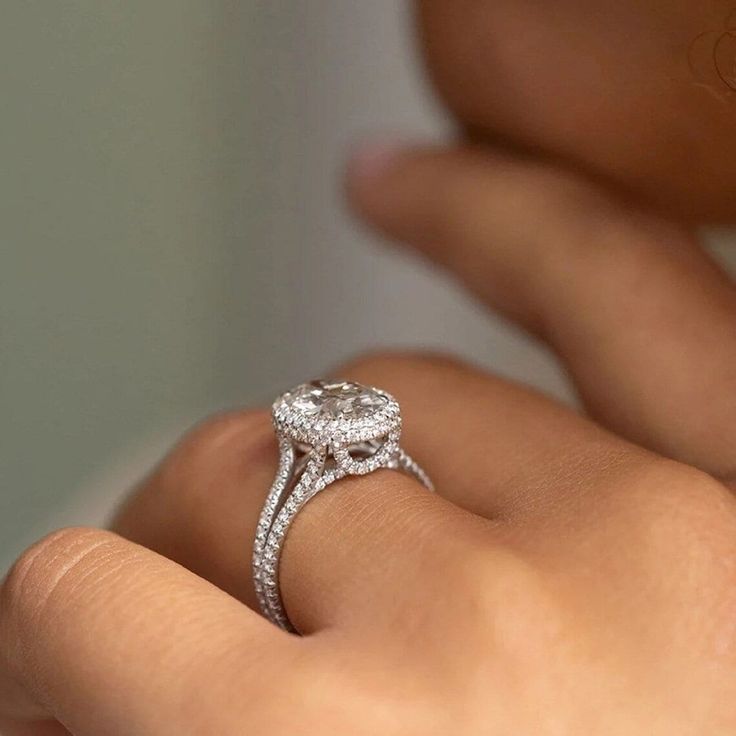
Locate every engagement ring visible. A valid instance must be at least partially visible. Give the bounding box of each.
[252,380,433,632]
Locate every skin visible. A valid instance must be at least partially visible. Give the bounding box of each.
[2,142,736,733]
[416,0,736,223]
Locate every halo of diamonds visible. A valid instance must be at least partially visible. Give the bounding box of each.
[252,380,433,633]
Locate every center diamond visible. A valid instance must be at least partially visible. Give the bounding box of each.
[287,381,388,420]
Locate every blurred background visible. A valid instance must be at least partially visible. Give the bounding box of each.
[1,2,734,566]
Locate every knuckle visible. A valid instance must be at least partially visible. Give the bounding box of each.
[413,544,567,699]
[622,463,736,656]
[624,461,736,545]
[434,545,560,650]
[615,460,736,595]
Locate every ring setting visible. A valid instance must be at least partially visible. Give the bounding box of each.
[252,380,433,632]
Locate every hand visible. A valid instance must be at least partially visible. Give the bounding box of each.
[416,0,736,222]
[2,146,736,735]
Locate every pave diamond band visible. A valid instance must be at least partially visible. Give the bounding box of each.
[252,380,433,632]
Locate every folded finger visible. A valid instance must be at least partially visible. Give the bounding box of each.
[347,144,736,478]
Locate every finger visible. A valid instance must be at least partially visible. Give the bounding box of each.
[114,353,654,634]
[0,528,295,734]
[340,352,651,522]
[347,143,736,478]
[114,410,492,634]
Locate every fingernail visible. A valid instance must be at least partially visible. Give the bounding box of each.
[348,136,411,182]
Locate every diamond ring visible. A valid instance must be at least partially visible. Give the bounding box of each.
[252,380,433,632]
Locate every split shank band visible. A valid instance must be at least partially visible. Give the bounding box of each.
[251,380,434,632]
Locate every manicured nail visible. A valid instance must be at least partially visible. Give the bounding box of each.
[348,137,411,182]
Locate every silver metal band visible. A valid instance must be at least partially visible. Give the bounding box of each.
[251,380,433,632]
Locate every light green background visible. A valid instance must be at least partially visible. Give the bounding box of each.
[1,3,275,557]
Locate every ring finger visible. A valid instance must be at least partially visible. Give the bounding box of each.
[113,352,651,633]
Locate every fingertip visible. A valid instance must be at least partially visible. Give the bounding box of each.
[345,136,447,241]
[346,136,412,186]
[345,138,475,252]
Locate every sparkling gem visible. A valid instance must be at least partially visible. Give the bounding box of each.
[286,381,387,421]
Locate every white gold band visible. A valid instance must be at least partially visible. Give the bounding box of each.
[251,380,433,632]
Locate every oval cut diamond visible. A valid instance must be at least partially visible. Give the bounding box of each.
[286,381,388,420]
